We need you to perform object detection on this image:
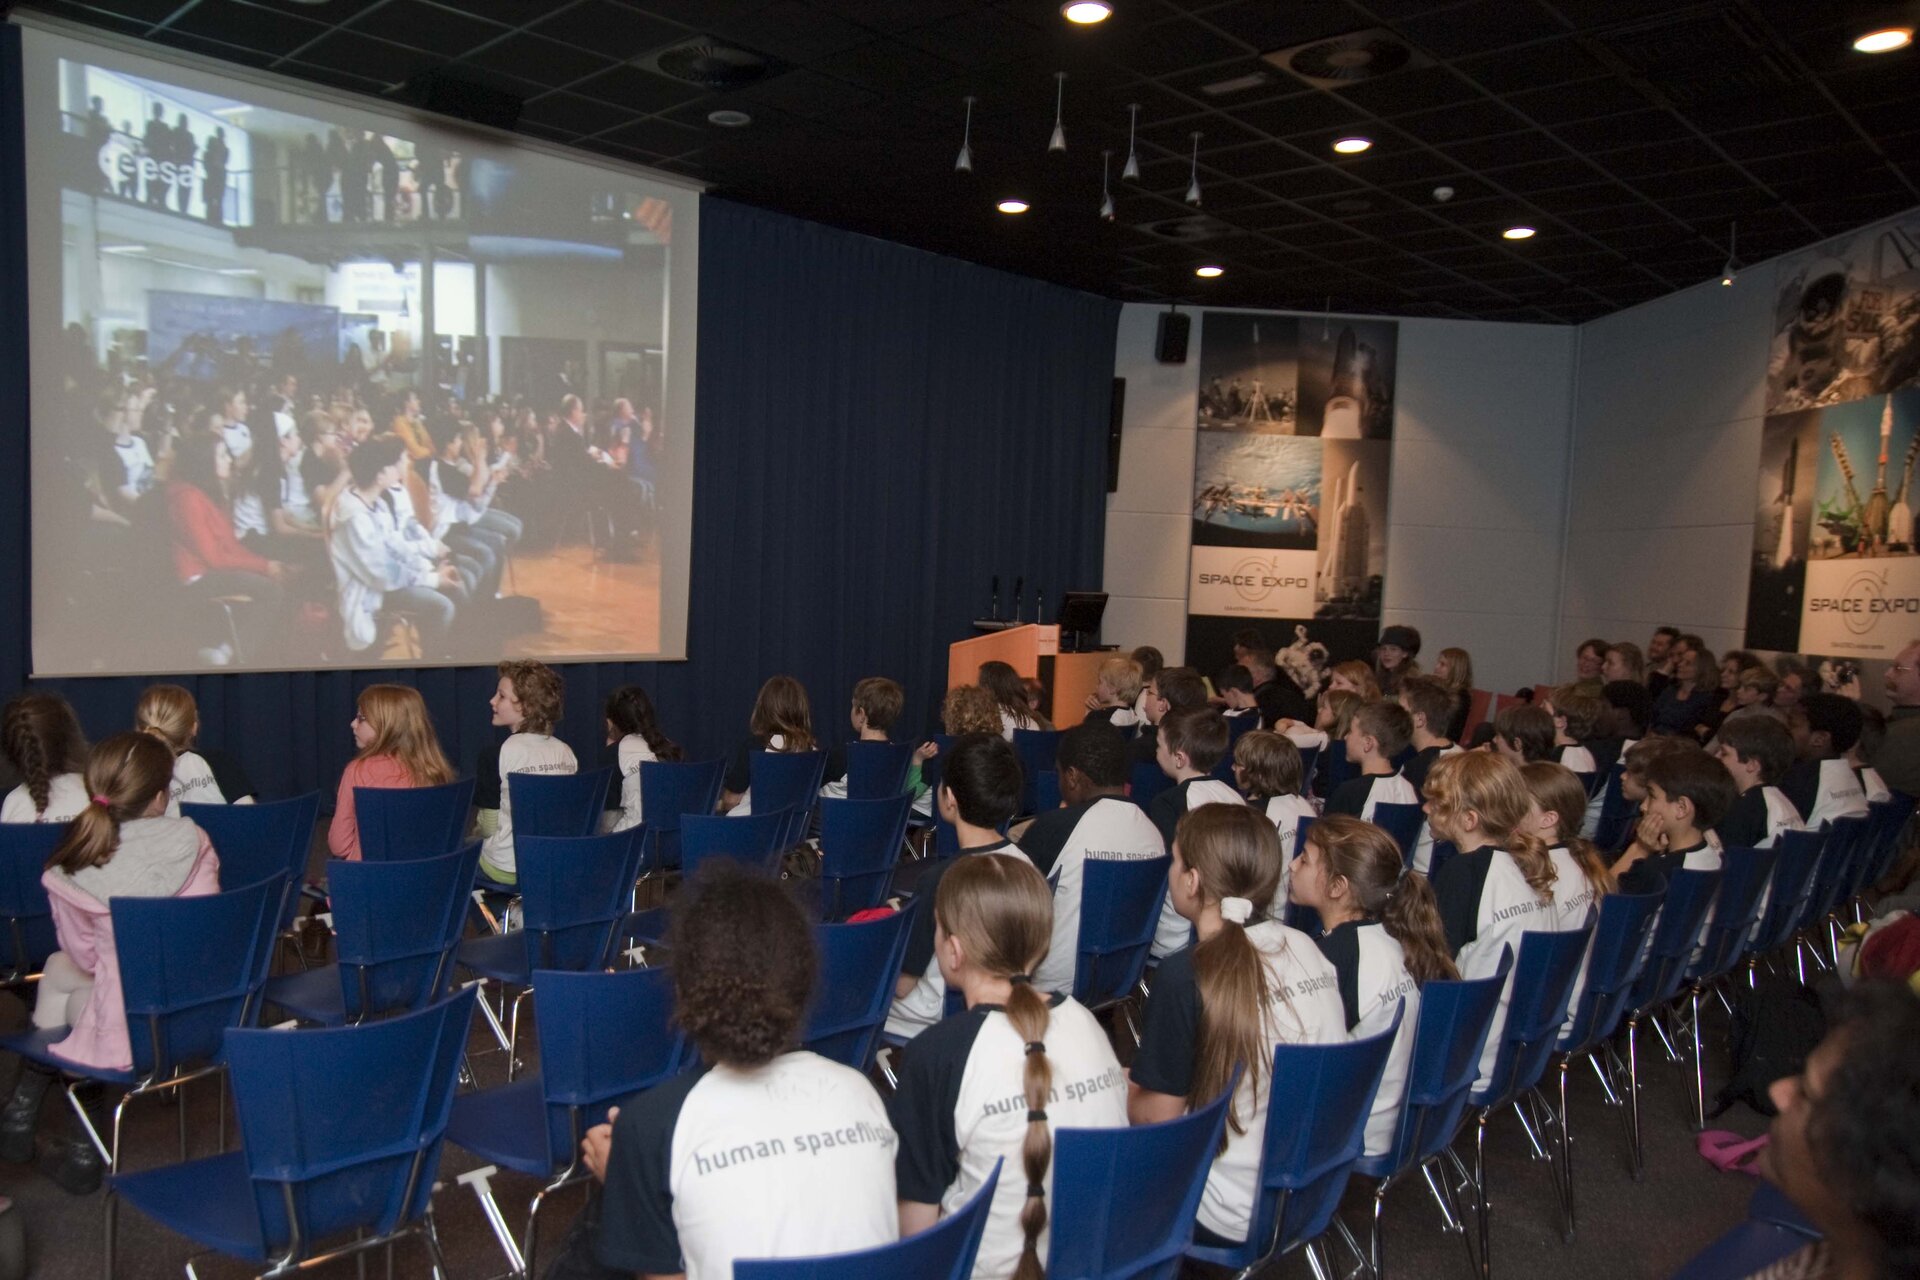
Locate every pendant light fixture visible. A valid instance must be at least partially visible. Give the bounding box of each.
[955,95,975,173]
[1049,72,1067,152]
[1100,149,1114,221]
[1184,131,1202,205]
[1122,103,1140,180]
[1719,221,1740,287]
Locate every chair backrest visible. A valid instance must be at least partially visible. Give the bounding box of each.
[1687,846,1777,984]
[1863,797,1913,888]
[1571,770,1596,799]
[355,777,476,861]
[919,735,955,805]
[803,913,912,1071]
[514,831,646,971]
[733,1159,1001,1280]
[325,843,481,1021]
[844,740,914,801]
[749,751,827,844]
[1294,744,1321,791]
[1475,926,1594,1108]
[1048,1080,1234,1280]
[112,872,286,1081]
[507,768,614,840]
[1746,830,1824,958]
[1073,855,1172,1011]
[1829,812,1881,905]
[188,791,321,932]
[1792,825,1856,937]
[817,795,911,920]
[1284,816,1322,935]
[1594,764,1632,852]
[1370,802,1424,863]
[533,967,688,1168]
[1035,769,1064,814]
[1670,1218,1822,1280]
[226,987,477,1256]
[1628,868,1722,1014]
[1462,689,1493,738]
[1360,951,1512,1178]
[638,759,724,871]
[1323,741,1355,793]
[1558,886,1665,1055]
[1012,729,1061,815]
[1239,1010,1403,1265]
[681,810,790,879]
[0,823,62,980]
[1129,759,1173,810]
[1226,713,1260,746]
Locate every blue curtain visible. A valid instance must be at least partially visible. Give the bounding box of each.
[0,28,1119,799]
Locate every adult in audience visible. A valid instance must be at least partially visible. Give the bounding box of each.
[1232,630,1310,728]
[1875,637,1920,797]
[603,685,682,834]
[1572,637,1608,688]
[586,863,898,1278]
[1850,705,1892,803]
[1373,624,1422,696]
[1651,643,1716,738]
[1645,626,1680,694]
[1128,803,1345,1245]
[166,432,288,666]
[476,660,576,886]
[720,676,816,815]
[892,852,1126,1280]
[0,694,89,824]
[327,684,455,861]
[328,436,459,660]
[1432,646,1475,741]
[1601,641,1643,685]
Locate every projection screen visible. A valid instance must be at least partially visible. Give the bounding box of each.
[19,20,699,675]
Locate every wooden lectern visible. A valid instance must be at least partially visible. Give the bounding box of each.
[946,625,1111,730]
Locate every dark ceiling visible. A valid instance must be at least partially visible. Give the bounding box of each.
[17,0,1920,323]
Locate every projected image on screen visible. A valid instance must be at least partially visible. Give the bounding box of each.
[22,27,697,675]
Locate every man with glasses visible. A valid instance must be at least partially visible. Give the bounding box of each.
[1874,640,1920,797]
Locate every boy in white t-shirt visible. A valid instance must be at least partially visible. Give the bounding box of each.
[1713,715,1804,851]
[1147,707,1242,957]
[1323,700,1418,821]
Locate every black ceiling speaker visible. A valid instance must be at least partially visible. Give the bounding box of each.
[643,40,776,91]
[397,68,523,131]
[1156,310,1190,364]
[1264,28,1432,90]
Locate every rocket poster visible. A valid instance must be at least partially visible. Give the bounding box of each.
[1186,312,1398,674]
[1746,212,1920,659]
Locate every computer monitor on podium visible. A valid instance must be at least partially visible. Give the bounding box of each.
[1055,592,1109,653]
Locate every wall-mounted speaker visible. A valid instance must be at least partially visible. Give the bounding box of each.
[1106,377,1126,493]
[1155,310,1191,364]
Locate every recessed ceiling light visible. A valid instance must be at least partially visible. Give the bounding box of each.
[707,109,752,127]
[1853,26,1913,52]
[1061,1,1112,23]
[1502,225,1536,240]
[1332,136,1372,154]
[997,199,1030,214]
[1195,265,1224,278]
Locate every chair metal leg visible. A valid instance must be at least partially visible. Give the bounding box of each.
[506,987,532,1083]
[1472,1115,1491,1280]
[1689,986,1707,1132]
[1303,1237,1333,1280]
[458,1165,528,1277]
[1369,1182,1388,1280]
[1419,1161,1464,1235]
[421,1206,453,1280]
[1556,1062,1576,1243]
[1626,1018,1645,1182]
[178,1076,189,1160]
[472,982,513,1054]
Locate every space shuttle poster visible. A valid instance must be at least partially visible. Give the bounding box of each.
[1187,311,1397,670]
[1747,212,1920,659]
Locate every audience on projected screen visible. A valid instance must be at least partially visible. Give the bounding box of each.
[328,683,456,861]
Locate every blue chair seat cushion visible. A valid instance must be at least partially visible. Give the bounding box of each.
[0,1027,140,1085]
[263,966,348,1027]
[112,1151,271,1262]
[444,1077,557,1177]
[456,931,533,984]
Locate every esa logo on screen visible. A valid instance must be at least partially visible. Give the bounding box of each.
[1807,569,1920,636]
[1198,558,1311,605]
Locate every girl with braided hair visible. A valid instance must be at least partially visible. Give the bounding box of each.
[0,694,89,823]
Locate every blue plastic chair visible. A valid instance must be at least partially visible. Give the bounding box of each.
[1549,886,1664,1238]
[1295,744,1321,792]
[507,768,613,840]
[1034,769,1064,813]
[1463,926,1594,1278]
[187,791,322,935]
[1593,764,1631,852]
[1187,1013,1403,1278]
[1620,867,1721,1175]
[1832,809,1890,927]
[1670,1218,1817,1280]
[1284,816,1322,935]
[1786,822,1857,979]
[1741,830,1823,984]
[264,843,481,1026]
[620,810,793,947]
[1674,847,1777,1130]
[636,759,724,872]
[0,822,63,982]
[112,987,477,1280]
[1322,741,1356,795]
[1073,855,1172,1026]
[457,830,645,1073]
[447,967,688,1277]
[356,777,476,861]
[734,1159,1001,1280]
[1370,802,1424,865]
[1426,839,1461,885]
[915,735,955,822]
[1863,793,1917,890]
[804,913,913,1072]
[1012,728,1061,815]
[1746,1180,1822,1240]
[844,740,914,801]
[1350,951,1513,1280]
[750,750,828,848]
[1130,758,1173,810]
[818,795,912,920]
[1048,1079,1235,1280]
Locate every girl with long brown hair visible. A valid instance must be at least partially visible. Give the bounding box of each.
[327,684,456,860]
[0,733,220,1193]
[1519,760,1615,924]
[1,693,90,823]
[477,660,575,885]
[1127,804,1346,1246]
[892,853,1126,1280]
[720,675,817,813]
[1289,814,1457,1156]
[603,685,682,833]
[978,660,1046,739]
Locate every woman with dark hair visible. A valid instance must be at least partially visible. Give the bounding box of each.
[585,863,898,1278]
[604,685,681,833]
[165,432,287,665]
[720,676,817,814]
[979,660,1047,739]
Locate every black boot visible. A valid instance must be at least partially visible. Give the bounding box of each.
[0,1064,55,1164]
[36,1086,104,1196]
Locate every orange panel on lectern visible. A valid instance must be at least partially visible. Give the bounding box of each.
[948,625,1041,693]
[1049,652,1108,729]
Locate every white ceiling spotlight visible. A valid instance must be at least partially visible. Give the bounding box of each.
[1502,225,1536,240]
[1061,0,1113,22]
[1100,148,1115,222]
[1122,103,1141,180]
[1853,26,1913,52]
[1185,131,1202,206]
[997,198,1029,214]
[955,95,974,173]
[1195,265,1224,278]
[1049,72,1067,152]
[1331,136,1372,154]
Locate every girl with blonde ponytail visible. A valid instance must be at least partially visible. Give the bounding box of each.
[1127,804,1345,1246]
[892,853,1126,1280]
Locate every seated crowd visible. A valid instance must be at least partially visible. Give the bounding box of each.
[0,619,1917,1280]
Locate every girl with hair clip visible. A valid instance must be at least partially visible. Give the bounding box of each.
[135,684,255,812]
[978,660,1048,740]
[1,693,90,823]
[1424,752,1577,1089]
[1518,762,1615,927]
[720,676,816,815]
[1128,804,1346,1246]
[1232,730,1316,898]
[476,660,575,886]
[0,733,220,1193]
[603,685,681,833]
[891,853,1126,1280]
[327,684,456,860]
[1287,815,1457,1156]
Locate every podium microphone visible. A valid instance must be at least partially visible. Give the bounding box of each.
[1035,586,1044,625]
[1012,577,1024,623]
[990,575,1001,621]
